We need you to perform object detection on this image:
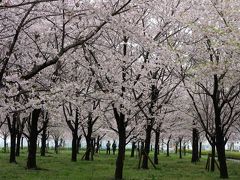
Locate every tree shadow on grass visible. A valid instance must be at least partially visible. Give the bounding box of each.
[25,167,49,171]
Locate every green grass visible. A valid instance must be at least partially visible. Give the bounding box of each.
[0,149,240,179]
[186,149,240,160]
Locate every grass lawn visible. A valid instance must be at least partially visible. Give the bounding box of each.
[0,149,240,179]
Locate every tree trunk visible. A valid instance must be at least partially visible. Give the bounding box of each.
[4,134,7,153]
[212,74,228,178]
[199,142,202,159]
[90,139,94,160]
[114,112,126,180]
[71,133,77,162]
[211,143,215,172]
[40,115,48,156]
[137,141,140,158]
[141,124,152,169]
[85,137,91,160]
[21,137,24,149]
[175,142,178,154]
[95,136,100,153]
[8,113,18,163]
[68,108,79,162]
[16,132,21,156]
[10,132,17,163]
[167,139,170,157]
[183,145,186,156]
[27,109,41,169]
[40,129,47,156]
[216,126,228,178]
[84,112,93,160]
[130,141,135,157]
[154,130,159,164]
[191,128,199,163]
[54,138,59,154]
[77,136,81,154]
[179,138,182,159]
[161,139,164,152]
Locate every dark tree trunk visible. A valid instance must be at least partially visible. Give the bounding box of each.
[211,143,215,172]
[54,138,59,154]
[183,145,186,156]
[27,140,30,151]
[84,112,94,160]
[95,136,100,153]
[21,137,24,149]
[114,111,126,180]
[77,135,81,154]
[15,132,21,156]
[141,124,152,169]
[137,141,140,157]
[63,107,79,162]
[10,132,17,163]
[161,139,164,152]
[154,130,160,164]
[130,141,136,157]
[40,130,47,156]
[90,139,94,160]
[175,142,178,154]
[167,138,171,157]
[179,138,182,159]
[27,109,41,169]
[191,128,199,163]
[3,134,7,153]
[8,113,18,163]
[71,109,79,162]
[40,115,48,156]
[212,74,228,178]
[85,137,91,160]
[199,142,202,158]
[71,133,77,162]
[216,140,228,178]
[216,124,228,178]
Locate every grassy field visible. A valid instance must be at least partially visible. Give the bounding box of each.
[0,149,240,180]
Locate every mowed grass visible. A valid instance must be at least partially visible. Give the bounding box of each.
[0,149,240,180]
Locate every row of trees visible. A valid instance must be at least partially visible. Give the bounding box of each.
[0,0,240,179]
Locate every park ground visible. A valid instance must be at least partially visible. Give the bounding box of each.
[0,149,240,179]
